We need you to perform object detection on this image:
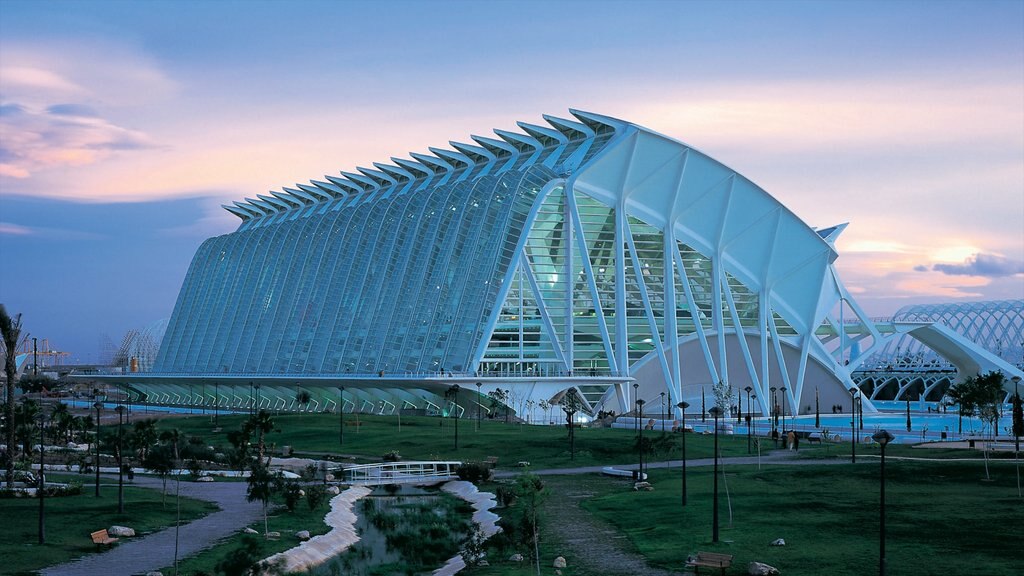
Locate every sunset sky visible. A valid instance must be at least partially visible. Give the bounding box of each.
[1,0,1022,361]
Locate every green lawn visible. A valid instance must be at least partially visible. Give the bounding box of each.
[159,412,763,470]
[168,493,333,576]
[1,477,218,576]
[575,459,1023,576]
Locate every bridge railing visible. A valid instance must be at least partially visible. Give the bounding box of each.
[336,461,463,486]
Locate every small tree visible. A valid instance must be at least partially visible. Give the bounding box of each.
[1,304,22,489]
[305,484,327,511]
[143,443,176,507]
[247,461,282,536]
[948,371,1006,437]
[711,380,731,413]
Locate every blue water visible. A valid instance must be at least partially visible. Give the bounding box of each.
[64,400,241,416]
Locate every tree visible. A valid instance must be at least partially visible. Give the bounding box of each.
[295,390,311,408]
[1,304,23,489]
[948,371,1006,437]
[130,419,158,463]
[14,398,40,457]
[712,380,731,413]
[247,461,282,536]
[243,410,275,465]
[143,443,176,507]
[17,373,55,394]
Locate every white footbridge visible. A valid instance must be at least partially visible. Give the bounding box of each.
[336,461,462,486]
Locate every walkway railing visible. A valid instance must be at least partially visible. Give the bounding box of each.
[336,461,463,486]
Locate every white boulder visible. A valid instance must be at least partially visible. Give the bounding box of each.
[748,561,780,575]
[295,530,311,541]
[770,538,786,546]
[553,556,567,569]
[108,526,135,537]
[509,553,524,562]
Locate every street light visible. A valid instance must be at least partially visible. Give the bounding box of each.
[780,386,787,439]
[476,382,482,432]
[214,382,219,427]
[661,392,666,433]
[744,386,753,454]
[848,387,859,463]
[37,408,46,544]
[1013,376,1021,453]
[448,384,460,451]
[93,400,103,497]
[677,401,689,506]
[770,386,778,446]
[633,382,640,434]
[115,405,125,514]
[636,398,646,480]
[708,405,724,542]
[338,386,345,446]
[872,430,894,576]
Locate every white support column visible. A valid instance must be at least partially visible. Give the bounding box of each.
[615,199,628,376]
[564,187,575,373]
[664,228,682,412]
[722,274,760,391]
[759,290,770,415]
[674,247,719,383]
[712,258,727,386]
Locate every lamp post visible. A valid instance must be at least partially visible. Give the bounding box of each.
[449,384,460,451]
[249,381,254,416]
[214,382,219,427]
[736,387,742,424]
[476,382,482,432]
[677,401,689,506]
[633,382,640,433]
[636,398,646,480]
[770,386,778,446]
[708,405,724,542]
[338,386,344,446]
[905,397,911,432]
[37,408,46,544]
[859,393,865,430]
[93,400,102,497]
[661,392,666,433]
[872,430,894,576]
[745,386,753,454]
[848,387,859,463]
[780,386,787,437]
[1013,375,1021,453]
[115,405,125,514]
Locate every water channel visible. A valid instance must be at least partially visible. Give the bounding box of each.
[308,484,474,576]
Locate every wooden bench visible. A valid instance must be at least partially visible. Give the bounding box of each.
[484,456,499,468]
[686,551,733,574]
[90,529,119,548]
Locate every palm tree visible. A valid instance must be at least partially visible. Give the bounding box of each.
[1,304,23,489]
[244,411,274,465]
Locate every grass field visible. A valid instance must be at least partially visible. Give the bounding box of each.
[1,477,218,576]
[158,412,761,470]
[167,493,333,576]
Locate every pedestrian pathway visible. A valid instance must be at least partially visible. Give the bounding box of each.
[42,474,262,576]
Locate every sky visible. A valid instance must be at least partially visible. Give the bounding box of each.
[1,0,1022,362]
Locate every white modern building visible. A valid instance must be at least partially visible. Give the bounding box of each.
[92,110,1023,420]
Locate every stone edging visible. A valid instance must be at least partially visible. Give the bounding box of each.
[432,480,502,576]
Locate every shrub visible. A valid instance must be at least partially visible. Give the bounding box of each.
[456,461,492,484]
[382,450,402,462]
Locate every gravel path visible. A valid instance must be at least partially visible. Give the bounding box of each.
[42,474,262,576]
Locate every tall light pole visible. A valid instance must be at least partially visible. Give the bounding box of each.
[677,401,689,506]
[872,430,894,576]
[633,382,640,434]
[660,392,666,433]
[780,385,787,437]
[93,400,102,497]
[449,384,460,451]
[708,405,724,542]
[770,386,778,446]
[636,398,646,480]
[1013,375,1021,453]
[745,386,753,454]
[214,382,219,427]
[849,387,859,463]
[476,382,482,432]
[338,386,344,446]
[37,408,46,544]
[32,336,38,375]
[115,405,125,514]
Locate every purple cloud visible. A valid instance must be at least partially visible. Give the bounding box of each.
[932,253,1024,277]
[913,265,928,272]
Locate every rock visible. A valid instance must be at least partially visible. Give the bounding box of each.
[327,486,341,495]
[769,538,785,546]
[196,476,215,482]
[477,559,490,566]
[748,561,780,575]
[509,553,524,562]
[266,531,281,539]
[243,527,259,534]
[633,481,654,491]
[295,530,311,541]
[108,525,135,537]
[298,489,305,497]
[146,572,164,576]
[553,556,567,569]
[325,473,335,482]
